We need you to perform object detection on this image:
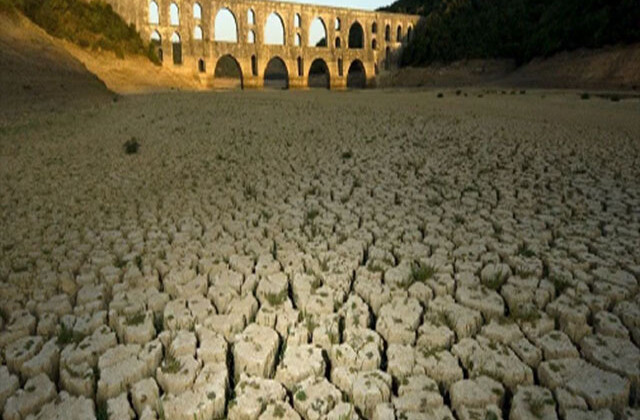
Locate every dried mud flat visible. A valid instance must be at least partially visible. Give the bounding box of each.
[1,89,640,420]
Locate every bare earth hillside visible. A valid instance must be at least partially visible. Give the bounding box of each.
[380,43,640,90]
[61,42,207,94]
[0,13,111,119]
[503,44,640,90]
[0,10,205,119]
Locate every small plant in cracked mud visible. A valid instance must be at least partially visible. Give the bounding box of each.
[124,137,140,154]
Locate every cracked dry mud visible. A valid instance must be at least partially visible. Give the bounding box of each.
[1,89,639,420]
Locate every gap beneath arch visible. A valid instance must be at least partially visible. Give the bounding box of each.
[308,58,330,89]
[347,60,366,89]
[264,57,289,89]
[214,55,243,89]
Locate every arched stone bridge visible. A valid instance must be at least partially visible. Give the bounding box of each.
[105,0,420,89]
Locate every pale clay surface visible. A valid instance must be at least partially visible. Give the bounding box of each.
[0,89,640,419]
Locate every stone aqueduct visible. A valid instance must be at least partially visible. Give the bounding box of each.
[105,0,420,89]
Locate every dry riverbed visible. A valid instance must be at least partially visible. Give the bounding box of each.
[0,89,639,420]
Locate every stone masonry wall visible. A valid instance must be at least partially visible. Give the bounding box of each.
[105,0,420,89]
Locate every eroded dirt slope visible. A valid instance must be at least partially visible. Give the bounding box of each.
[0,13,111,119]
[380,43,640,91]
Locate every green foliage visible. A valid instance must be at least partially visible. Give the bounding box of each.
[509,304,541,322]
[16,0,159,63]
[161,349,182,374]
[114,256,127,268]
[124,137,140,155]
[485,411,499,420]
[96,401,108,420]
[517,243,535,258]
[381,0,640,66]
[0,0,17,17]
[0,307,9,324]
[125,311,146,326]
[157,400,166,420]
[243,183,257,200]
[483,271,508,291]
[305,209,320,224]
[550,276,571,296]
[57,323,85,346]
[397,261,436,289]
[528,395,549,418]
[295,390,307,401]
[273,404,286,418]
[265,289,288,306]
[411,261,436,283]
[303,312,318,334]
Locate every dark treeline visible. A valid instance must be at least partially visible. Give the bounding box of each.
[379,0,640,66]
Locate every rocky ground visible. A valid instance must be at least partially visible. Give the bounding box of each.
[1,89,639,420]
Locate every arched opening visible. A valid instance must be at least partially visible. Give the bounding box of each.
[347,60,366,89]
[149,1,159,24]
[248,30,255,44]
[372,22,377,34]
[193,3,201,19]
[407,26,413,42]
[198,58,206,73]
[264,57,289,89]
[295,33,301,46]
[214,55,243,89]
[297,56,303,77]
[338,58,343,77]
[247,9,255,25]
[348,22,364,49]
[294,13,301,28]
[385,46,390,70]
[169,3,179,26]
[372,39,377,50]
[194,25,203,40]
[251,55,257,76]
[309,17,327,47]
[308,58,330,89]
[397,25,402,42]
[150,31,162,62]
[335,18,341,30]
[214,8,238,43]
[265,12,285,45]
[171,32,181,65]
[335,37,341,48]
[385,24,390,42]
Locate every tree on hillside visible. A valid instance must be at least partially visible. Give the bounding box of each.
[381,0,640,66]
